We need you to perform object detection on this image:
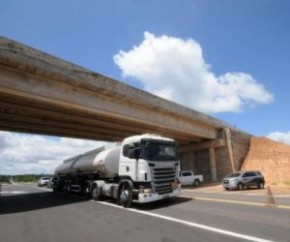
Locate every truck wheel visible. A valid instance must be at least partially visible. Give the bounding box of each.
[118,183,132,208]
[64,186,71,194]
[194,179,200,186]
[91,185,100,201]
[52,186,59,193]
[84,186,91,199]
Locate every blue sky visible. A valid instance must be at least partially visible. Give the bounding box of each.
[1,0,290,174]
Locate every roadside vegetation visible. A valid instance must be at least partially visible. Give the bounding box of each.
[0,174,53,183]
[0,175,10,183]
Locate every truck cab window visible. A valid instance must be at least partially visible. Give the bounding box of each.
[123,142,141,158]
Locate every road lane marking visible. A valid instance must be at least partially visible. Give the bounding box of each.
[179,195,290,210]
[274,195,290,198]
[0,191,28,194]
[182,189,290,197]
[96,201,274,242]
[182,189,263,195]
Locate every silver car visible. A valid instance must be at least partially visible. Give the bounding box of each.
[222,171,265,190]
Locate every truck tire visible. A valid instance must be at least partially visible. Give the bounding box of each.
[118,182,133,208]
[84,186,92,199]
[91,184,100,201]
[52,186,59,193]
[194,179,200,186]
[64,185,71,195]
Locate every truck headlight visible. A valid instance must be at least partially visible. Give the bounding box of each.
[171,180,179,189]
[139,186,152,193]
[139,186,145,193]
[144,188,152,193]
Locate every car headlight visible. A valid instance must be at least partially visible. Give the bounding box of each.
[230,178,238,184]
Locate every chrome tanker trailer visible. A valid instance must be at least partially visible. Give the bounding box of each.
[53,134,181,207]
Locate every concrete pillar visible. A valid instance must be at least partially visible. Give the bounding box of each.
[224,127,235,172]
[209,147,218,182]
[189,151,195,171]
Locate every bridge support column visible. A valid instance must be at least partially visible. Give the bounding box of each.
[209,147,217,182]
[188,151,195,171]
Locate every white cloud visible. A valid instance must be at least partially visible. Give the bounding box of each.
[0,131,108,175]
[114,32,273,113]
[267,131,290,145]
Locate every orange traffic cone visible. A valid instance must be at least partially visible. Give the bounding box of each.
[265,186,276,207]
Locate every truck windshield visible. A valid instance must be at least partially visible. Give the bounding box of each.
[142,140,178,161]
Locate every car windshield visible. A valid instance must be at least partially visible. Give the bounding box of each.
[228,172,241,178]
[142,140,178,161]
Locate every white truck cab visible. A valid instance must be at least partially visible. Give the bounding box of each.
[179,170,204,186]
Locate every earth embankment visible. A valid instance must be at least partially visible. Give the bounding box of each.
[242,137,290,185]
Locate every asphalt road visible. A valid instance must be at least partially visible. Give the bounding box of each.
[1,184,290,242]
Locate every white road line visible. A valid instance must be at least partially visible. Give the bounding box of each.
[185,190,263,196]
[96,201,274,242]
[274,195,290,198]
[0,191,28,194]
[184,190,290,197]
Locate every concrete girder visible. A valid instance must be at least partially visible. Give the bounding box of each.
[0,65,216,141]
[0,37,227,127]
[0,95,202,144]
[178,139,226,153]
[0,36,230,144]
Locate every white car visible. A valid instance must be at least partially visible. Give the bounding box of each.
[37,177,51,187]
[179,170,204,186]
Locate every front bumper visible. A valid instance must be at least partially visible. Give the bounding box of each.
[133,187,181,203]
[222,181,238,189]
[223,184,237,189]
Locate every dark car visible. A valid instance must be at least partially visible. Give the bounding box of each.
[222,171,265,191]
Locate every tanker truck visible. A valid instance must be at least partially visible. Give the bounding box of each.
[52,134,181,207]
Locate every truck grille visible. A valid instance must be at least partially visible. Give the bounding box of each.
[152,167,177,195]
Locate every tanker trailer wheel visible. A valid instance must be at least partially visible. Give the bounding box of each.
[118,182,133,208]
[91,184,100,201]
[53,186,59,193]
[84,186,91,199]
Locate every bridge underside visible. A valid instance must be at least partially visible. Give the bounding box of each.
[0,89,205,144]
[0,37,249,182]
[0,37,228,145]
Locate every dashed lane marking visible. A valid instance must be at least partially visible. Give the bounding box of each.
[0,191,28,194]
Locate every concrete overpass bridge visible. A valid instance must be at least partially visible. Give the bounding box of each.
[0,36,250,181]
